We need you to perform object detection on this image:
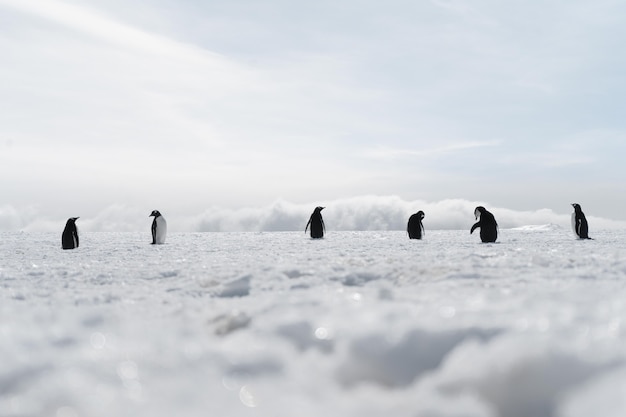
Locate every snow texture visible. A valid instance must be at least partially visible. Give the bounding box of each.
[1,229,626,417]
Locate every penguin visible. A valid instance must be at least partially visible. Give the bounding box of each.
[149,210,167,244]
[470,206,498,243]
[305,206,325,238]
[407,210,425,239]
[62,217,80,250]
[571,203,591,239]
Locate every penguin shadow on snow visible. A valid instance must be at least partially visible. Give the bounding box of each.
[470,206,499,243]
[61,217,80,250]
[305,206,325,239]
[149,210,168,244]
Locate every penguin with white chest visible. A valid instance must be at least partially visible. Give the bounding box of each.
[305,206,325,239]
[470,206,498,243]
[571,203,592,239]
[62,217,80,250]
[407,210,425,239]
[149,210,167,244]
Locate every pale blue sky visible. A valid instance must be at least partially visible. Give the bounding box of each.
[1,0,625,230]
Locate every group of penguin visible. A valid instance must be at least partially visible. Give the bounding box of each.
[304,203,593,242]
[61,204,592,250]
[61,210,167,250]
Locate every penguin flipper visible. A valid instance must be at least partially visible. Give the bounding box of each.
[305,218,311,233]
[470,222,480,234]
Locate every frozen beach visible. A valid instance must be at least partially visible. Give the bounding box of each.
[2,228,626,417]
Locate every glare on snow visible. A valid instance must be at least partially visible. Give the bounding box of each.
[1,228,626,417]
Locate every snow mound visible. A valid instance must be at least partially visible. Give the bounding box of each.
[437,337,618,417]
[275,321,334,353]
[210,311,252,335]
[213,275,251,297]
[336,327,501,388]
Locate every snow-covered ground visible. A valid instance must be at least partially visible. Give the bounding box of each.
[2,228,626,417]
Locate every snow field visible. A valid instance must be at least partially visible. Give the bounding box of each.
[1,228,626,417]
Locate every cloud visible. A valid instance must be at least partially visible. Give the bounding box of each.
[78,205,148,232]
[1,0,228,64]
[2,196,626,233]
[361,141,501,160]
[188,197,626,232]
[0,205,38,231]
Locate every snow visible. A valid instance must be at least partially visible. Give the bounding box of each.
[1,229,626,417]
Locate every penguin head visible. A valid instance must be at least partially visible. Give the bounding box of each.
[572,203,582,213]
[150,210,162,218]
[416,210,425,220]
[474,206,486,220]
[314,206,325,213]
[66,217,79,225]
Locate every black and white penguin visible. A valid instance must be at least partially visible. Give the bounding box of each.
[305,206,325,238]
[470,206,498,243]
[62,217,80,250]
[571,203,591,239]
[149,210,167,244]
[407,210,425,239]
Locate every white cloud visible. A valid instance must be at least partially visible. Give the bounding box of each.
[0,205,37,230]
[0,0,228,64]
[4,197,625,233]
[361,141,501,160]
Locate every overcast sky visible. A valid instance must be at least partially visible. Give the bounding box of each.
[1,0,625,231]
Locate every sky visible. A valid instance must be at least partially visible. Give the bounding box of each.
[1,0,626,232]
